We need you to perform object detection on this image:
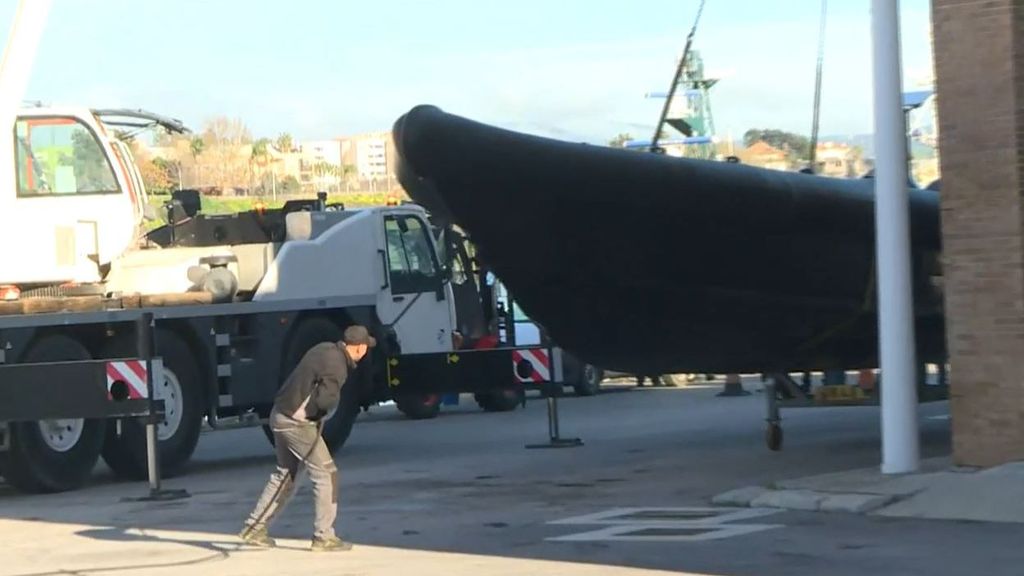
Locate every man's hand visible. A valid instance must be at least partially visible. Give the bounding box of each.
[310,373,341,419]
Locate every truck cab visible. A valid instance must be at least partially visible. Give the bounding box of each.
[245,204,458,356]
[1,108,139,287]
[0,107,186,291]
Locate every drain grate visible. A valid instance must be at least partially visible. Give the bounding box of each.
[620,526,718,537]
[616,510,722,521]
[547,522,783,542]
[550,507,780,526]
[546,507,785,543]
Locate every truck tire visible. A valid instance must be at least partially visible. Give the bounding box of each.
[395,394,442,420]
[474,389,522,412]
[100,329,204,480]
[263,317,360,454]
[573,364,604,396]
[0,335,105,493]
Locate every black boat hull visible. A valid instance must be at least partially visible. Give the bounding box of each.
[393,105,946,374]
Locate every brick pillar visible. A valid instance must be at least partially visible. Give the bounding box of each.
[933,0,1024,466]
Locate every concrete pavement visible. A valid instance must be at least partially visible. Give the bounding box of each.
[3,382,1022,576]
[4,522,695,576]
[714,455,1024,523]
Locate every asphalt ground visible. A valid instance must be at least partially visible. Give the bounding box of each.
[2,378,1021,576]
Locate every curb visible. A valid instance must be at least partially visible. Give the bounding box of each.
[712,486,898,514]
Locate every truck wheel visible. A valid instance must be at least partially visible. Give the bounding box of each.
[263,317,360,454]
[100,329,204,480]
[0,335,105,493]
[474,389,522,412]
[573,364,604,396]
[396,394,442,420]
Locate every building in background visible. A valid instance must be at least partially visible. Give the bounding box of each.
[736,141,790,171]
[814,141,866,178]
[298,140,343,192]
[299,140,343,166]
[338,131,401,193]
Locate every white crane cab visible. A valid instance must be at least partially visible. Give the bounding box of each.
[0,108,138,287]
[0,107,187,292]
[253,204,458,356]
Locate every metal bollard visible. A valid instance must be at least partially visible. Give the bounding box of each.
[526,381,583,449]
[124,313,190,502]
[548,396,559,439]
[145,417,161,493]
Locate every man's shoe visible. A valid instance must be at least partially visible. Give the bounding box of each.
[311,535,353,552]
[239,524,276,548]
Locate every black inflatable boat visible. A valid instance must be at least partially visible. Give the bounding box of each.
[393,105,946,374]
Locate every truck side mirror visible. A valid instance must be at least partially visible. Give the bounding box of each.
[172,189,202,217]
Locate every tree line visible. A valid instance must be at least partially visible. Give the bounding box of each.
[607,128,865,172]
[122,117,357,197]
[607,128,811,157]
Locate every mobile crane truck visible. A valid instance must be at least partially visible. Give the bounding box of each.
[0,1,592,495]
[0,117,562,493]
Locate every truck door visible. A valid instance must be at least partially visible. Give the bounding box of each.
[377,213,455,354]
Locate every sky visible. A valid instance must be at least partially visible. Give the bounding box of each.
[0,0,935,144]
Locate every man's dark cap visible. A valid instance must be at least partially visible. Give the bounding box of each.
[343,325,377,348]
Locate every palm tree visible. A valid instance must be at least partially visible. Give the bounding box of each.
[310,161,333,192]
[250,138,272,194]
[275,133,294,154]
[189,136,205,187]
[189,136,205,159]
[340,164,356,192]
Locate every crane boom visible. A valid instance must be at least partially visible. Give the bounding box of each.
[0,0,51,168]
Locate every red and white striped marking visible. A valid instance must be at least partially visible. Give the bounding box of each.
[106,360,149,399]
[512,349,551,383]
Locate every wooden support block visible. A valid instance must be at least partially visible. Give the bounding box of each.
[120,293,143,309]
[140,292,213,307]
[22,296,106,315]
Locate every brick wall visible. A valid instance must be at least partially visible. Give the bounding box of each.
[932,0,1024,466]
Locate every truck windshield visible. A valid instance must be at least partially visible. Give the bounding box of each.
[15,117,120,197]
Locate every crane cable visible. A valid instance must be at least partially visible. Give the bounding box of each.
[792,0,885,359]
[807,0,828,171]
[649,0,708,153]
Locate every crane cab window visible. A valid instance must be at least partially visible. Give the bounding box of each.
[15,117,120,197]
[384,215,441,294]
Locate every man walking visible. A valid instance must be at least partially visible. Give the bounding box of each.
[239,325,376,552]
